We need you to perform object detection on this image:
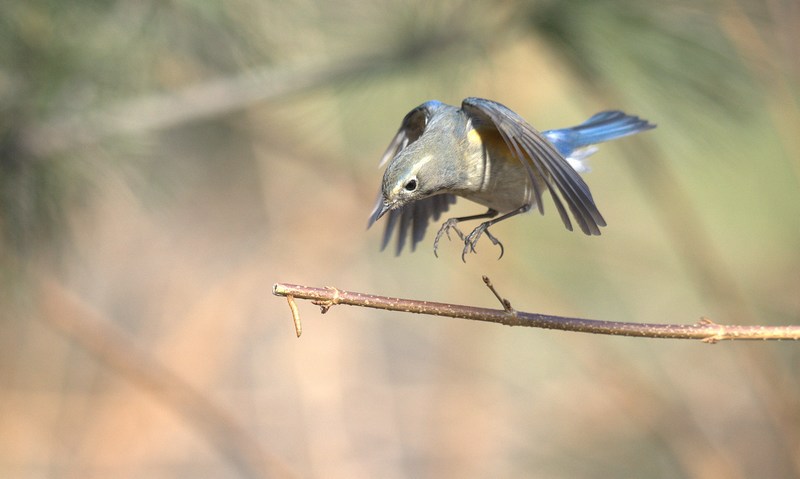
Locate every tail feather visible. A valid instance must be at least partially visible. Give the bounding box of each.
[543,111,655,159]
[572,111,655,146]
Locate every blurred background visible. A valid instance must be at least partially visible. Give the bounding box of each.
[2,0,799,477]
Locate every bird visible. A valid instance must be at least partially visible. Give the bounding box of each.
[367,97,655,260]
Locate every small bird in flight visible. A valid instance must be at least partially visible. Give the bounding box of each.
[368,97,655,260]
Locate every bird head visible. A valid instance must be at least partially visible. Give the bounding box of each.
[369,132,458,224]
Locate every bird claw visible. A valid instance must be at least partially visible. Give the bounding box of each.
[461,224,504,262]
[433,218,465,258]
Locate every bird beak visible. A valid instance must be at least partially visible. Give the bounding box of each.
[367,199,391,228]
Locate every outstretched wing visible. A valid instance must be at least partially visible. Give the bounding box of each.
[377,102,430,168]
[373,193,457,255]
[369,101,458,254]
[461,97,606,236]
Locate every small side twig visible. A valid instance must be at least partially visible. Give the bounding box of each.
[286,295,302,337]
[482,275,515,313]
[272,278,800,342]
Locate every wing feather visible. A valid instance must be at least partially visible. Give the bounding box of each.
[461,97,606,235]
[378,103,431,168]
[379,194,458,254]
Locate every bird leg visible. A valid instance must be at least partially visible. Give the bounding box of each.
[433,209,498,258]
[462,205,531,261]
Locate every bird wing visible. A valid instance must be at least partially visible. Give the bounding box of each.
[461,97,606,235]
[377,103,430,168]
[373,193,457,254]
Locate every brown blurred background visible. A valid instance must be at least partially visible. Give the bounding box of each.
[2,0,799,477]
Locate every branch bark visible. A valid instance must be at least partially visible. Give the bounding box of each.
[273,277,800,342]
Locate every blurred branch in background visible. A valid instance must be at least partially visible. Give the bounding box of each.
[717,2,800,182]
[37,275,300,479]
[19,58,370,158]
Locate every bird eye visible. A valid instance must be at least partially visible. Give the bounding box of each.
[404,178,417,192]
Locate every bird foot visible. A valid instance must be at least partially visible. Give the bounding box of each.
[462,224,504,262]
[433,218,466,258]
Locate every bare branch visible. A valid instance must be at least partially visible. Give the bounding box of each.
[273,278,800,342]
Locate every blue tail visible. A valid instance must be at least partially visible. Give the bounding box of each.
[543,111,655,158]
